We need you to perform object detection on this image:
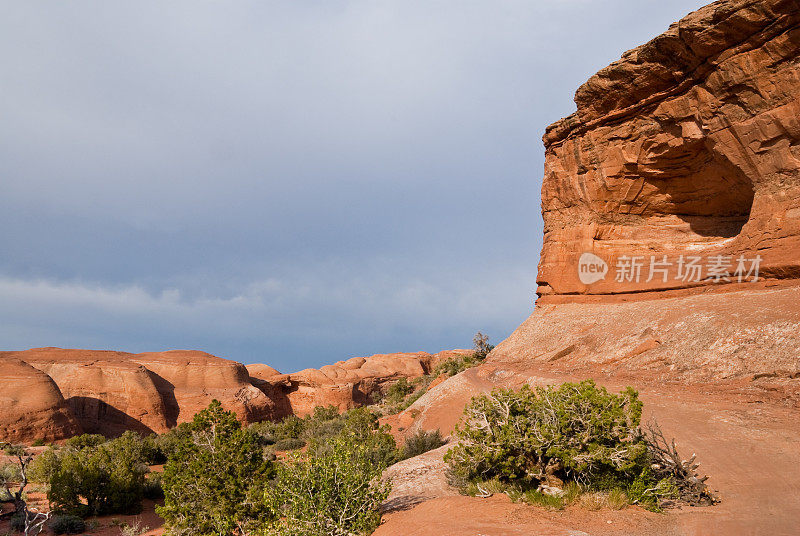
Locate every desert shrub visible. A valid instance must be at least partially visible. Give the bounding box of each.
[435,332,495,377]
[434,353,480,377]
[46,431,150,517]
[27,447,59,484]
[274,415,305,440]
[151,424,192,463]
[445,380,712,512]
[273,438,306,451]
[157,400,272,536]
[402,429,445,459]
[397,388,425,411]
[30,439,45,447]
[0,462,22,484]
[263,431,392,536]
[63,433,106,450]
[446,380,646,486]
[472,331,495,360]
[250,414,306,447]
[384,378,413,406]
[143,473,164,500]
[119,519,150,536]
[300,406,347,442]
[335,407,399,468]
[626,467,679,512]
[445,380,656,508]
[253,406,398,468]
[50,514,86,535]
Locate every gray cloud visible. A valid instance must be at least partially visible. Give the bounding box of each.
[0,0,709,371]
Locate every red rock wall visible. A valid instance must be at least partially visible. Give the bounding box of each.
[1,347,469,442]
[0,348,279,440]
[0,357,82,443]
[538,0,800,299]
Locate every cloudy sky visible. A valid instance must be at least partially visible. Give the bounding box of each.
[1,1,709,371]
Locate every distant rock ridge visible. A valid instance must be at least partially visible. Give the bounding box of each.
[247,350,471,417]
[538,0,800,300]
[0,346,468,443]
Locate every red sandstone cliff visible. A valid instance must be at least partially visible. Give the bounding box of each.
[0,357,82,443]
[538,0,800,298]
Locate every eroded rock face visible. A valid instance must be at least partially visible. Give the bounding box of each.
[248,350,470,417]
[1,348,279,439]
[0,347,466,442]
[538,0,800,299]
[0,357,82,443]
[5,348,170,436]
[131,350,277,426]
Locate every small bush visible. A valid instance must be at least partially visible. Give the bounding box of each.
[435,332,495,377]
[0,462,22,484]
[402,429,445,459]
[472,331,494,360]
[263,432,392,536]
[50,514,86,535]
[521,488,566,510]
[273,438,306,451]
[119,519,150,536]
[434,353,481,377]
[249,415,306,447]
[578,489,628,511]
[152,424,191,463]
[64,433,106,450]
[627,468,679,512]
[47,431,150,517]
[446,380,711,512]
[384,378,413,406]
[143,473,164,500]
[31,439,45,447]
[446,380,646,487]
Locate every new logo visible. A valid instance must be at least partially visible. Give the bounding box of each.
[578,252,608,285]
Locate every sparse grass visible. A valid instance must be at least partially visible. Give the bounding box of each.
[578,489,629,510]
[522,489,566,510]
[607,488,629,510]
[459,478,628,512]
[562,481,583,505]
[119,518,150,536]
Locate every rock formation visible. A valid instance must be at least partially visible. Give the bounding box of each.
[0,357,82,443]
[0,347,468,442]
[248,350,469,417]
[4,348,171,436]
[0,348,279,439]
[130,350,277,427]
[538,0,800,298]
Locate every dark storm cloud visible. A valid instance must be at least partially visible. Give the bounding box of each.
[0,0,710,371]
